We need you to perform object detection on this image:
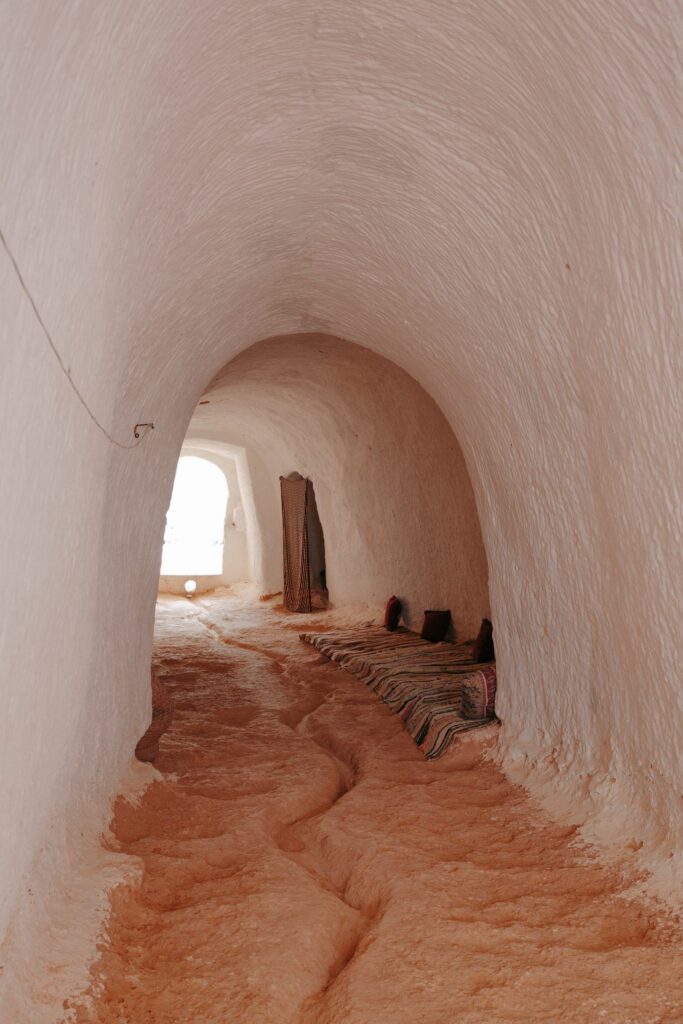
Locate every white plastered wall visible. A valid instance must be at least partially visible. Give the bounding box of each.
[187,334,490,635]
[1,0,682,1012]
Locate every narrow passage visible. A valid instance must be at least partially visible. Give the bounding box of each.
[72,594,683,1023]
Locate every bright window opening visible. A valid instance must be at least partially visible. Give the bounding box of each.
[160,456,228,576]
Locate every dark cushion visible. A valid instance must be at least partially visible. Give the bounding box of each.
[461,667,497,719]
[420,609,451,643]
[384,595,402,631]
[471,618,494,662]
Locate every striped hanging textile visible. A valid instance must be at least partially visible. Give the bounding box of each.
[280,475,312,612]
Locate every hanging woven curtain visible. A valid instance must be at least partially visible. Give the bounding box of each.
[280,474,312,612]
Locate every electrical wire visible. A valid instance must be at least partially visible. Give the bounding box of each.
[1,225,153,449]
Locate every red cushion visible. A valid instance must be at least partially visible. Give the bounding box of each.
[420,609,451,643]
[462,667,497,719]
[471,618,494,662]
[384,595,402,631]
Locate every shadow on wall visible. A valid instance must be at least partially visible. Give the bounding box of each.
[306,479,327,602]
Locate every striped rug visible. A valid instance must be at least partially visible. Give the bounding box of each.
[300,627,497,759]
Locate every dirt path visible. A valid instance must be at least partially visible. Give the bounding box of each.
[71,594,683,1023]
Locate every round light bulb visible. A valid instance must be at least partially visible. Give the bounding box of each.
[184,579,197,596]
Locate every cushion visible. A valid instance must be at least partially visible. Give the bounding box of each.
[471,618,494,662]
[461,667,497,719]
[420,609,451,643]
[384,595,402,631]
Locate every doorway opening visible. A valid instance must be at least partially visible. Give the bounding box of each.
[160,456,229,576]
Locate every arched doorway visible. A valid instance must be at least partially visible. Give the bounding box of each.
[160,456,229,576]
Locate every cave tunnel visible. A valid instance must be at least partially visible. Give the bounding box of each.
[1,2,682,1021]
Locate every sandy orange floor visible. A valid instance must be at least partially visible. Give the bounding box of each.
[70,594,683,1023]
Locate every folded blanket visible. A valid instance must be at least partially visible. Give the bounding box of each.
[300,627,496,759]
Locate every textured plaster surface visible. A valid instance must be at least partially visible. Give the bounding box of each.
[1,0,682,1006]
[69,595,683,1023]
[188,334,490,635]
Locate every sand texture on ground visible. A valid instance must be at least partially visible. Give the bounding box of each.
[69,595,683,1023]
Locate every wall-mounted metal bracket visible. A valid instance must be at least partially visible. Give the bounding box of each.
[134,422,155,439]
